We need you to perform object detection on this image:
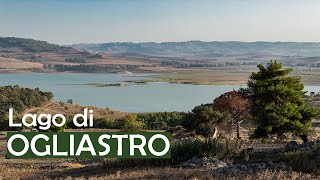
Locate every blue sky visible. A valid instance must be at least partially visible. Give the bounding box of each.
[1,0,320,44]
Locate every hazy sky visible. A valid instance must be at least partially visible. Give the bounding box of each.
[1,0,320,44]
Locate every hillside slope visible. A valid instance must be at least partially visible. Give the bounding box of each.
[0,37,105,72]
[0,37,70,52]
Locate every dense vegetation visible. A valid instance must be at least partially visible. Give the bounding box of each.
[119,114,146,132]
[0,37,65,52]
[137,112,186,130]
[0,85,53,130]
[94,112,186,131]
[161,61,218,68]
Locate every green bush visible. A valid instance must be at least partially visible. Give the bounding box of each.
[137,112,186,130]
[182,104,231,137]
[94,118,121,129]
[48,117,66,132]
[119,114,146,132]
[284,146,320,174]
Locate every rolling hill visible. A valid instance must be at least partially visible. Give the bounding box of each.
[0,37,157,73]
[0,37,70,52]
[1,37,320,74]
[0,37,104,72]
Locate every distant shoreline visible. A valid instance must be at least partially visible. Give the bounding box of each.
[1,69,320,86]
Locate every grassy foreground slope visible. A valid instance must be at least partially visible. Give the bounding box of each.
[20,101,127,121]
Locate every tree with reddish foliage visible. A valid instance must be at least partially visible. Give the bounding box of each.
[212,91,252,139]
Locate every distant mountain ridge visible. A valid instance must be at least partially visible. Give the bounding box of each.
[72,41,320,57]
[2,37,320,57]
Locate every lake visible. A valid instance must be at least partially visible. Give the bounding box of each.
[0,73,319,112]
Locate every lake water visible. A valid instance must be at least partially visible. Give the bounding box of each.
[0,73,319,112]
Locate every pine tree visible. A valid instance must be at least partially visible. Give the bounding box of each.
[244,61,318,142]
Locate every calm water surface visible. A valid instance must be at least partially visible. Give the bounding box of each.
[0,73,319,112]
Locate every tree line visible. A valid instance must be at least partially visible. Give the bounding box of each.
[53,64,145,72]
[93,112,186,131]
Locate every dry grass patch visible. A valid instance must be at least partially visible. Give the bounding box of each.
[21,101,127,120]
[0,57,43,69]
